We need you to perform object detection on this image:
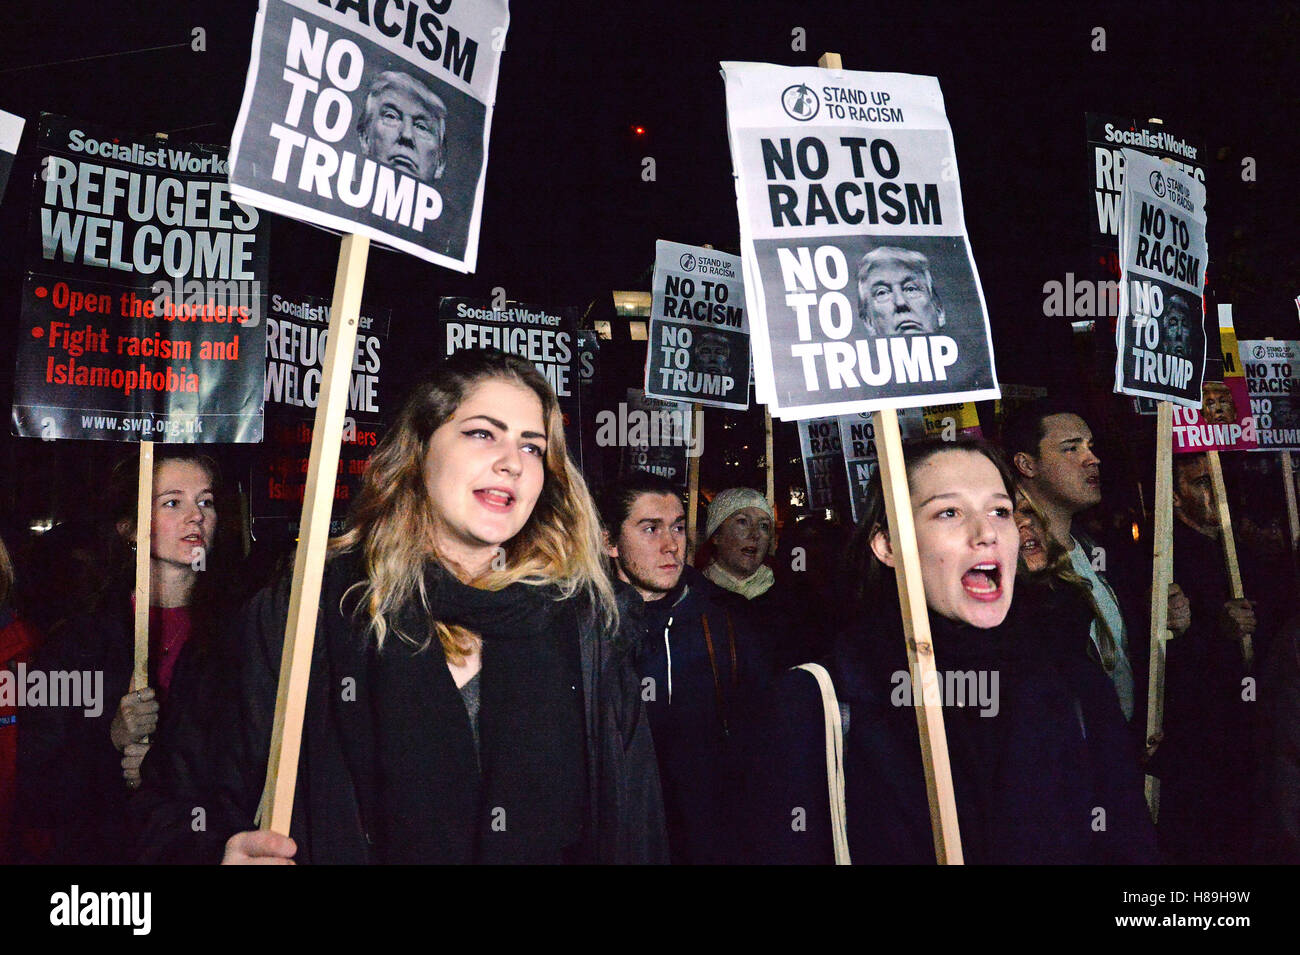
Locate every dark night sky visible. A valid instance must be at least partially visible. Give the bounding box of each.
[0,0,1296,524]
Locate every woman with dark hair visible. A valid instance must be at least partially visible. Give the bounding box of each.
[138,348,667,864]
[18,449,228,863]
[739,437,1156,864]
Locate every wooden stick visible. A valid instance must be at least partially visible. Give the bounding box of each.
[819,45,960,863]
[260,234,371,834]
[764,406,775,509]
[687,405,703,562]
[1145,402,1174,819]
[875,408,964,864]
[131,440,154,693]
[1206,450,1252,669]
[1283,452,1300,554]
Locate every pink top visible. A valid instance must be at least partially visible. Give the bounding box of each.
[150,605,193,704]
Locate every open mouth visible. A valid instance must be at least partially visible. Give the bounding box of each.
[961,562,1003,601]
[894,320,923,333]
[474,488,515,512]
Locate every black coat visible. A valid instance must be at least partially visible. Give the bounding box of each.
[738,587,1158,864]
[625,567,771,863]
[135,554,669,864]
[16,598,136,864]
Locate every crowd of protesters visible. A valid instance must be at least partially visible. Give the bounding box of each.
[1,355,1297,864]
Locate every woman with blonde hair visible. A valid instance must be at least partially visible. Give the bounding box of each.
[139,348,667,864]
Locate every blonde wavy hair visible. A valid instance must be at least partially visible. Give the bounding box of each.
[330,349,617,662]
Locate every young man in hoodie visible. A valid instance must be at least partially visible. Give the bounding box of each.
[600,473,772,863]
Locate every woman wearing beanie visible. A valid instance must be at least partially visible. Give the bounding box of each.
[700,488,827,669]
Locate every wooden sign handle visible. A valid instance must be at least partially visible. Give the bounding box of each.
[1145,402,1174,819]
[131,440,154,693]
[1205,450,1252,669]
[875,407,964,864]
[819,45,961,864]
[764,407,775,510]
[1283,452,1300,554]
[260,233,371,834]
[687,405,703,562]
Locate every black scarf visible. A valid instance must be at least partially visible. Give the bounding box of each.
[362,566,587,863]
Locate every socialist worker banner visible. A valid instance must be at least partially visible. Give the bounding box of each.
[11,115,268,443]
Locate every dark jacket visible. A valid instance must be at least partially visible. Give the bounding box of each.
[16,598,135,864]
[136,554,669,864]
[1155,521,1260,863]
[1,606,43,863]
[1257,615,1300,862]
[739,589,1158,864]
[624,566,771,863]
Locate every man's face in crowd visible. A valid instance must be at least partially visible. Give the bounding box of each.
[1202,383,1237,424]
[362,85,445,183]
[858,259,944,336]
[1173,455,1219,537]
[1019,413,1102,514]
[1163,298,1194,359]
[695,335,731,375]
[606,492,686,601]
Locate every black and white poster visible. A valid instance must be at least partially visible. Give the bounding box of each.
[797,416,843,510]
[1113,149,1208,407]
[254,290,391,537]
[436,296,581,458]
[837,408,926,522]
[1086,113,1205,258]
[229,0,509,272]
[721,63,999,421]
[1240,339,1300,451]
[0,108,24,205]
[645,240,750,410]
[11,115,268,443]
[617,388,693,488]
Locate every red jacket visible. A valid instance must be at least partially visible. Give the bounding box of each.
[1,608,43,863]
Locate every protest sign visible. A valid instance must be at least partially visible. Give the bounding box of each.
[1113,149,1208,407]
[721,62,998,421]
[919,401,981,441]
[797,416,845,510]
[1086,114,1205,260]
[575,328,601,480]
[1240,338,1300,451]
[0,108,24,205]
[11,115,268,442]
[229,0,509,272]
[838,408,925,522]
[254,290,391,537]
[994,383,1047,423]
[645,240,750,410]
[436,296,581,456]
[616,389,693,487]
[1172,305,1256,453]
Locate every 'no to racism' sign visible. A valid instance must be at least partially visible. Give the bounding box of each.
[721,62,999,421]
[645,240,750,410]
[1113,149,1208,408]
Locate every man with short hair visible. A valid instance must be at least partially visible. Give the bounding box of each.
[1201,381,1237,425]
[856,246,946,337]
[599,473,770,863]
[357,70,448,185]
[1159,452,1261,862]
[1005,400,1190,723]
